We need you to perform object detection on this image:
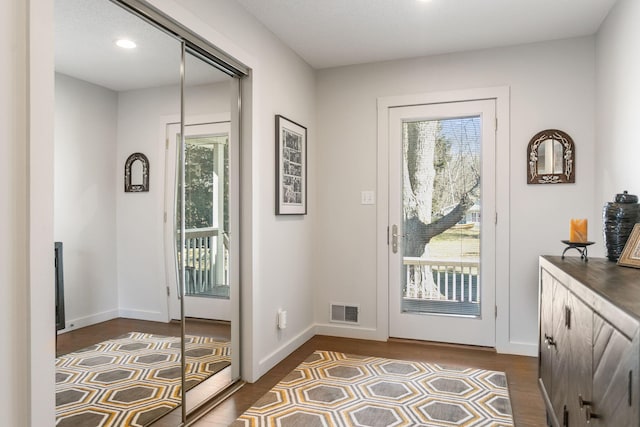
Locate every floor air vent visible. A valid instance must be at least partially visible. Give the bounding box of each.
[330,303,359,324]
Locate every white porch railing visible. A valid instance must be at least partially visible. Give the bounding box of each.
[403,257,479,303]
[183,227,229,298]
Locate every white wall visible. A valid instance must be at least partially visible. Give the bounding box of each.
[1,1,29,425]
[116,81,230,321]
[55,73,119,330]
[595,0,640,220]
[315,37,597,353]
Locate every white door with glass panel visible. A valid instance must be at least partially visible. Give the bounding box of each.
[165,121,231,321]
[388,100,496,346]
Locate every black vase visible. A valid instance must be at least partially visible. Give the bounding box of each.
[603,191,640,261]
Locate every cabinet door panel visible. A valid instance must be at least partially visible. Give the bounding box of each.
[552,282,569,425]
[592,315,633,426]
[568,294,592,427]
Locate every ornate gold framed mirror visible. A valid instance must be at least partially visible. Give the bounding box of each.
[527,129,575,184]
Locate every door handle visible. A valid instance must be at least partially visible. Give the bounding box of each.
[391,225,404,254]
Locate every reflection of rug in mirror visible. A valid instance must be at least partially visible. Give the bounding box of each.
[233,350,514,427]
[56,331,230,427]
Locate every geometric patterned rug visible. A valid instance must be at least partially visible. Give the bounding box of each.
[232,350,513,427]
[56,332,230,427]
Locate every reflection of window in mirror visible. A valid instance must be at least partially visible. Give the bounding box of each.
[131,159,144,186]
[537,141,547,174]
[537,139,564,174]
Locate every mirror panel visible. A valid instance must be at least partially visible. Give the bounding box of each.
[54,0,241,425]
[181,48,239,413]
[54,0,184,424]
[527,129,575,184]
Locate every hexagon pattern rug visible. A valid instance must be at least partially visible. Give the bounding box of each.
[232,350,513,427]
[56,332,230,427]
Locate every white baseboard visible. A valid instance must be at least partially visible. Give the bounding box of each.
[118,308,167,323]
[497,340,538,357]
[256,325,316,379]
[315,323,538,357]
[314,322,386,341]
[57,309,119,334]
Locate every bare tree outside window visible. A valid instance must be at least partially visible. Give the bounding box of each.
[402,117,481,314]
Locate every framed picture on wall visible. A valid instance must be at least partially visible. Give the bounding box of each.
[275,115,307,215]
[618,223,640,268]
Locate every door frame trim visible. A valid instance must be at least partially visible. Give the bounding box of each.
[376,86,516,354]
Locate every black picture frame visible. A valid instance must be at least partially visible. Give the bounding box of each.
[275,115,307,215]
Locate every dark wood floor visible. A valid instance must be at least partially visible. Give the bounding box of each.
[194,335,546,426]
[57,321,546,426]
[56,317,231,356]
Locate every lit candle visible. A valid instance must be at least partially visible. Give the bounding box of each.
[570,219,588,243]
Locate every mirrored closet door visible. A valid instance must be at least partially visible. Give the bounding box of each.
[54,0,244,425]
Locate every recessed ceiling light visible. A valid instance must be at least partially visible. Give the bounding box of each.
[115,39,137,49]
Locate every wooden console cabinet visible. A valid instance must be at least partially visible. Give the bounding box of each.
[539,256,640,427]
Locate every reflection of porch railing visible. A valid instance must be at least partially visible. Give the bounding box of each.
[184,227,229,298]
[403,257,479,303]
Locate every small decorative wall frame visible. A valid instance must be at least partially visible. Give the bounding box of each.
[527,129,575,184]
[276,115,307,215]
[124,152,150,192]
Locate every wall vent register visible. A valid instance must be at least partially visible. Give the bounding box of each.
[330,303,359,324]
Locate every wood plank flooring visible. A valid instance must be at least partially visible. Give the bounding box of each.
[193,335,546,427]
[56,318,231,356]
[57,320,545,426]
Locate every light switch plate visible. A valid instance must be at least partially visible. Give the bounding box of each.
[361,190,375,205]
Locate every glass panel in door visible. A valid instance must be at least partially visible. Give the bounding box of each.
[184,131,229,299]
[402,116,481,317]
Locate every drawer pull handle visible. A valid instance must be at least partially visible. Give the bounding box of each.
[578,394,591,409]
[579,395,599,423]
[544,334,556,349]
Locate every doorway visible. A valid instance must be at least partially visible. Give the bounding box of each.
[165,120,232,322]
[377,86,512,352]
[384,97,498,347]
